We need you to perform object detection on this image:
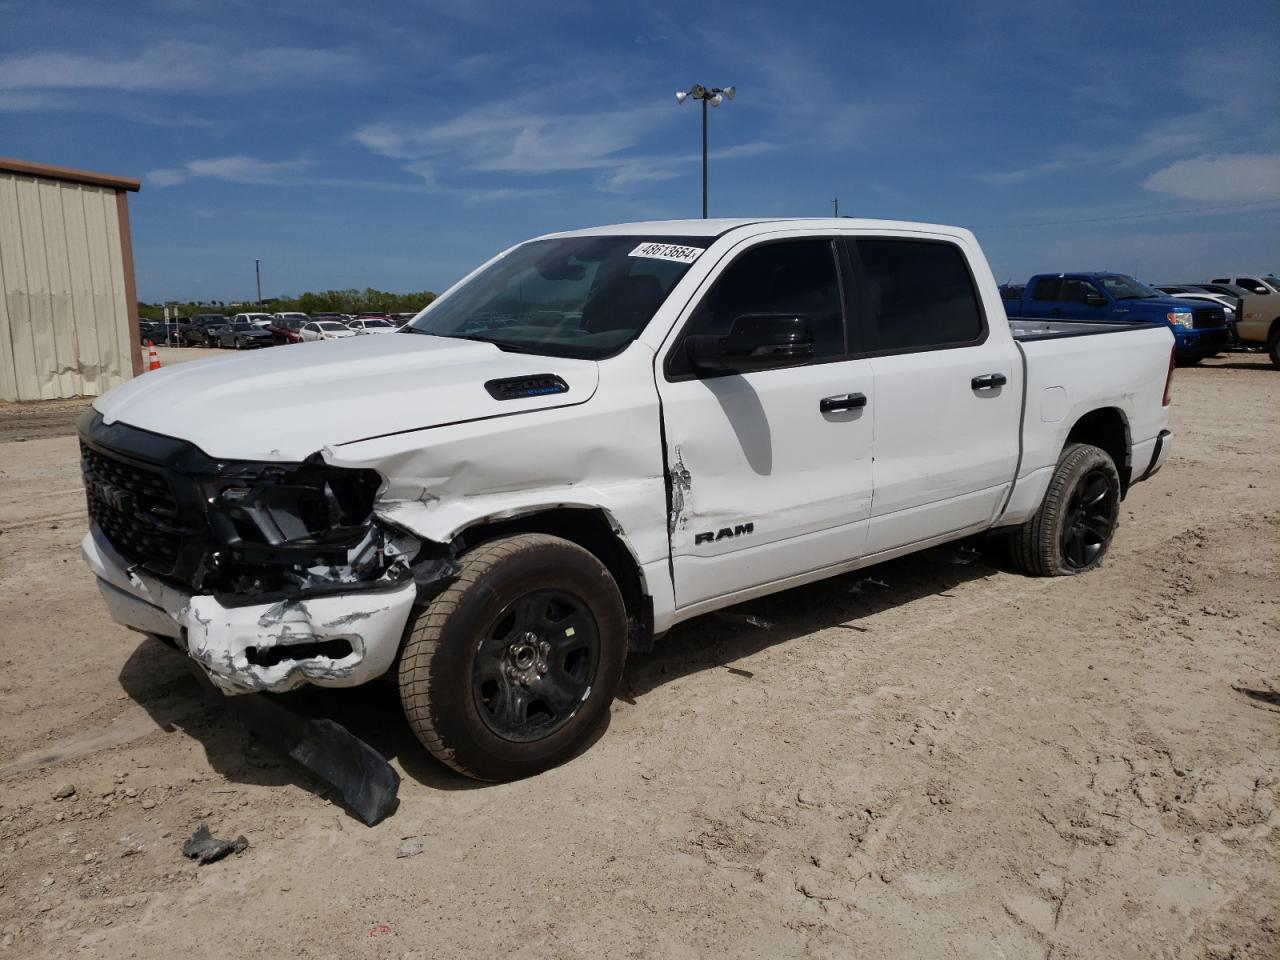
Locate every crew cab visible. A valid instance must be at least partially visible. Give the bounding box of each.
[178,314,230,347]
[79,219,1175,781]
[1003,272,1227,364]
[1207,275,1280,365]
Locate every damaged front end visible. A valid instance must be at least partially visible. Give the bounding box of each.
[78,410,454,694]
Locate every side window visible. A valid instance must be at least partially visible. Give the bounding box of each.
[670,239,844,377]
[855,239,985,352]
[1061,278,1100,304]
[1031,277,1062,301]
[1237,277,1268,294]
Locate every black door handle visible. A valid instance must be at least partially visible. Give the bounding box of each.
[971,373,1007,390]
[820,392,867,413]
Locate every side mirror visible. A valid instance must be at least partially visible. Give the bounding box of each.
[1084,292,1108,307]
[687,314,814,373]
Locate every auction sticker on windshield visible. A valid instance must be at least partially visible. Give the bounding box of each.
[629,242,704,264]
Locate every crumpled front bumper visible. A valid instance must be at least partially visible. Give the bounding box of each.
[82,526,417,695]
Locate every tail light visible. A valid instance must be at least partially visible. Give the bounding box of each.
[1162,344,1175,406]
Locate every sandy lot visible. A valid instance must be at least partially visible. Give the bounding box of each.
[0,351,1276,959]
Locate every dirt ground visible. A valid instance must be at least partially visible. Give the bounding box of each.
[0,351,1275,960]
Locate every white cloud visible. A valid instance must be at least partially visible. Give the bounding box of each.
[595,163,680,193]
[353,103,670,174]
[0,41,366,94]
[1143,153,1280,203]
[148,155,312,187]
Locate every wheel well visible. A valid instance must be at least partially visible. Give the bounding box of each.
[455,508,654,652]
[1065,407,1131,495]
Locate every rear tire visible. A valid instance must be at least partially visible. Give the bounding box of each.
[398,534,627,781]
[1010,442,1121,576]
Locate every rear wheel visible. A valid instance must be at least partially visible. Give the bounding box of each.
[1010,442,1120,576]
[1268,327,1280,369]
[398,534,626,781]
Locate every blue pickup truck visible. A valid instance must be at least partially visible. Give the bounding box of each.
[1001,273,1229,364]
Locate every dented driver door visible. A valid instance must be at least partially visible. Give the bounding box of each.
[656,236,875,611]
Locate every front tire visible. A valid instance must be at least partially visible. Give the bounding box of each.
[1010,442,1121,576]
[398,534,627,781]
[1268,328,1280,369]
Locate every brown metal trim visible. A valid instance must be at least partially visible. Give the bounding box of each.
[0,157,141,192]
[116,191,144,377]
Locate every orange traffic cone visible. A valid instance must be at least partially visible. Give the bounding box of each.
[146,340,161,371]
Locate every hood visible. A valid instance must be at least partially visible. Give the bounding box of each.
[94,333,599,461]
[1130,294,1216,312]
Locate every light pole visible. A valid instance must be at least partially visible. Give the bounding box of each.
[675,84,735,218]
[255,258,262,307]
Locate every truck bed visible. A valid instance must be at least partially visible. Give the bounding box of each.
[1008,317,1164,341]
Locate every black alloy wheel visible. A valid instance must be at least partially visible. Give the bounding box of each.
[471,589,600,742]
[1060,468,1118,570]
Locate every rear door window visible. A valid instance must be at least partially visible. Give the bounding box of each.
[851,238,986,353]
[1060,278,1101,304]
[1031,277,1062,301]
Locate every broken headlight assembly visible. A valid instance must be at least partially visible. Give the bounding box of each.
[198,459,419,601]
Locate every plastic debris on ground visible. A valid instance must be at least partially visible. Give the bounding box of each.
[181,821,249,864]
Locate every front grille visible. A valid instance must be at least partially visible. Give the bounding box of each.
[81,442,186,571]
[1193,307,1225,329]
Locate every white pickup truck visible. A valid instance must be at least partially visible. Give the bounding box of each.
[80,218,1175,780]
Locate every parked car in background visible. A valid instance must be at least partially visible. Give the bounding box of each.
[1156,285,1238,339]
[140,320,182,345]
[298,320,357,342]
[215,322,275,350]
[179,315,231,347]
[81,216,1177,781]
[311,312,349,323]
[267,316,308,345]
[1210,274,1280,296]
[273,312,310,325]
[1206,275,1280,365]
[233,312,276,328]
[347,317,398,335]
[1003,273,1228,364]
[391,312,419,327]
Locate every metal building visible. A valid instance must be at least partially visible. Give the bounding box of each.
[0,158,142,401]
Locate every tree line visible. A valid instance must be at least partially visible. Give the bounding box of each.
[138,287,437,321]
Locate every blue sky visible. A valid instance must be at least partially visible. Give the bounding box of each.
[3,0,1278,301]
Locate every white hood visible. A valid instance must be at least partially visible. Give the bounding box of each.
[95,334,598,461]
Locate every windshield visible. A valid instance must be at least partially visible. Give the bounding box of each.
[407,235,707,359]
[319,322,347,331]
[1099,274,1158,300]
[231,323,255,331]
[362,320,393,328]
